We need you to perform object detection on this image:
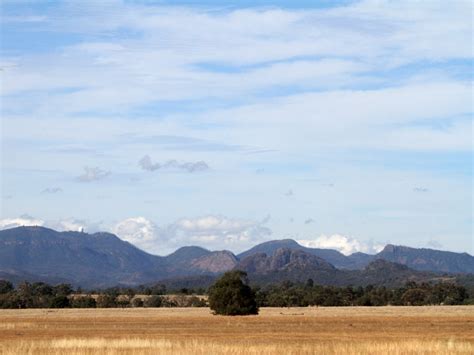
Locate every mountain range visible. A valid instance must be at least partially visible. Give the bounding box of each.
[0,226,472,288]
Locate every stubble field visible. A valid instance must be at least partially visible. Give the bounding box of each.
[0,306,473,354]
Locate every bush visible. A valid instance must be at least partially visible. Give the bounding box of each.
[208,270,258,316]
[187,296,207,307]
[161,298,177,307]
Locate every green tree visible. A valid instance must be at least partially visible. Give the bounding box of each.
[208,271,258,316]
[0,280,14,294]
[132,298,144,307]
[96,294,117,308]
[53,284,73,297]
[401,288,428,306]
[50,295,70,308]
[144,295,162,308]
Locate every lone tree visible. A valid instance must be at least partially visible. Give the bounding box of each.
[208,270,258,316]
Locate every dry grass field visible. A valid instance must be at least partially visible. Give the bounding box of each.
[0,306,473,354]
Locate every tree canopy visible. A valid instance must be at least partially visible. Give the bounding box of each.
[208,271,258,316]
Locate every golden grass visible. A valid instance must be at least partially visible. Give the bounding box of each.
[0,306,473,354]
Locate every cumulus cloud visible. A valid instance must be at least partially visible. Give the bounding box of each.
[111,214,271,254]
[112,217,158,251]
[41,187,63,194]
[0,213,270,254]
[0,215,45,230]
[76,166,111,182]
[47,218,88,232]
[297,234,384,255]
[165,215,271,250]
[138,155,210,173]
[0,215,105,233]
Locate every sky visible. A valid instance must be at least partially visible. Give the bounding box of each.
[0,0,472,256]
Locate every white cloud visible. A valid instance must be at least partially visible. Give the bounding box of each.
[76,166,111,182]
[110,215,272,254]
[138,155,210,173]
[0,215,103,233]
[1,1,472,255]
[112,217,158,251]
[0,216,45,230]
[2,1,471,112]
[47,218,87,232]
[298,234,384,255]
[165,215,272,252]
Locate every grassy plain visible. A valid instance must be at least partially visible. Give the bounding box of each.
[0,306,473,354]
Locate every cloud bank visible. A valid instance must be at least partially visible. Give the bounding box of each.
[112,215,271,254]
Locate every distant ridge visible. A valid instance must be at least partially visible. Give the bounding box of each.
[237,239,353,269]
[375,244,474,274]
[0,226,472,288]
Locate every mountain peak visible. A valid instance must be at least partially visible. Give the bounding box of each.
[237,239,301,260]
[165,246,211,263]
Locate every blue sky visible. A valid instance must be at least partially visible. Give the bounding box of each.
[1,0,472,255]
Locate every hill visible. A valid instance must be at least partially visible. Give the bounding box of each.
[239,239,474,274]
[238,239,354,269]
[236,248,445,287]
[374,244,474,274]
[0,227,236,288]
[0,226,472,288]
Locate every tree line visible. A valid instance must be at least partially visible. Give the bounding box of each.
[255,279,470,307]
[0,277,470,309]
[0,280,206,309]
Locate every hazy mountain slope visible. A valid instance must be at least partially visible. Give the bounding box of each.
[346,252,375,268]
[0,227,237,287]
[375,244,474,274]
[163,247,237,275]
[0,226,165,287]
[164,246,211,264]
[238,239,353,268]
[0,227,472,288]
[237,248,446,287]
